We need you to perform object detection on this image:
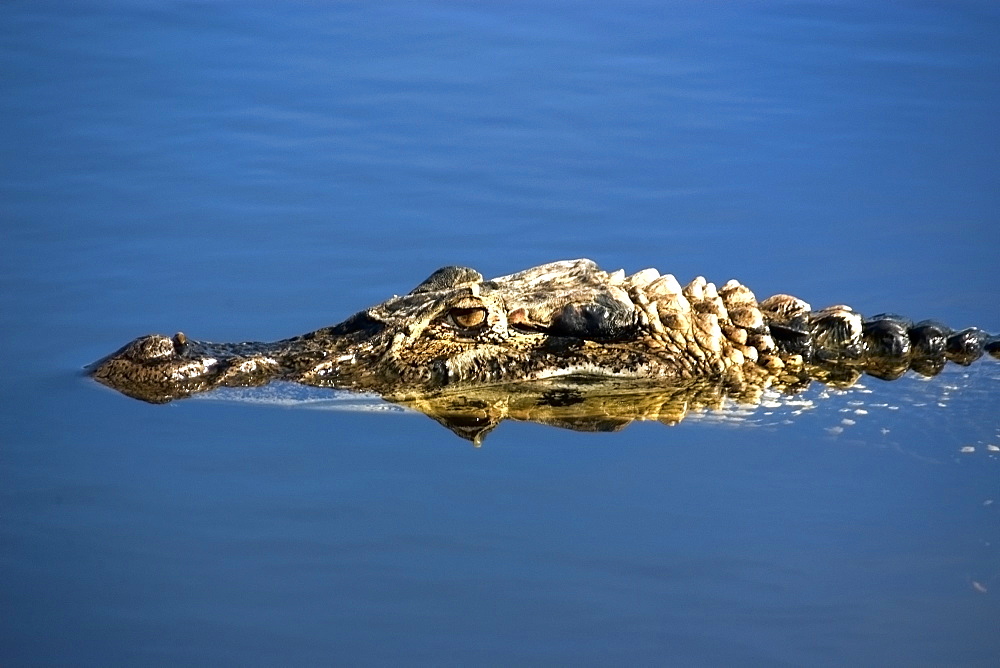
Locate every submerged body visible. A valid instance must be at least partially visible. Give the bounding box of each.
[90,259,999,408]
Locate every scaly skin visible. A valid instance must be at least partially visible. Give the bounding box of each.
[89,259,1000,408]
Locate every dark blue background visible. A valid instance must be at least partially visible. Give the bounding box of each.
[3,2,999,665]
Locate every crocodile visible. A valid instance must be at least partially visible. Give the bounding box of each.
[89,259,999,440]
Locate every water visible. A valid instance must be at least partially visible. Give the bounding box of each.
[3,1,999,665]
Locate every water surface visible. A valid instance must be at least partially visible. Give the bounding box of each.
[3,2,999,665]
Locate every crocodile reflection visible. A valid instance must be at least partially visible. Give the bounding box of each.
[393,372,851,444]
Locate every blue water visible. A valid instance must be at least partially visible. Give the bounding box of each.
[3,1,999,665]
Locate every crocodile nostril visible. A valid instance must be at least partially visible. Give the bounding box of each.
[121,334,176,362]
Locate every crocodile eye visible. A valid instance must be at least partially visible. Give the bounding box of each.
[448,306,488,330]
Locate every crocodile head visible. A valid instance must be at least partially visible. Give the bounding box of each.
[91,259,693,404]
